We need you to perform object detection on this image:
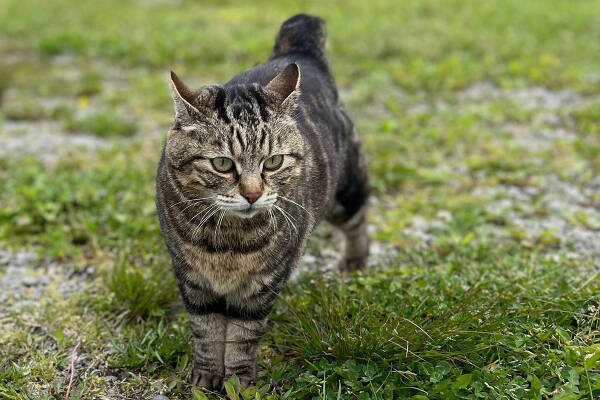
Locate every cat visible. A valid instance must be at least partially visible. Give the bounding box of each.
[155,13,370,389]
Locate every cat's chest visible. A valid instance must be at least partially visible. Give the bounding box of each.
[181,242,273,296]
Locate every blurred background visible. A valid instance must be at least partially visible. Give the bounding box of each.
[1,1,599,399]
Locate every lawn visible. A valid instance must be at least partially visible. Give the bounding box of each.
[1,0,599,399]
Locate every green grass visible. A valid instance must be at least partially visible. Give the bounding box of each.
[1,98,72,121]
[268,256,600,399]
[1,0,600,399]
[64,109,138,137]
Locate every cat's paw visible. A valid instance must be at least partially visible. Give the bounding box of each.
[191,369,223,390]
[224,374,254,390]
[337,256,367,273]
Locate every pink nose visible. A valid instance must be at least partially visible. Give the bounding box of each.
[243,192,261,204]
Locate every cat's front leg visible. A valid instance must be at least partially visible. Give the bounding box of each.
[188,313,227,389]
[224,317,268,387]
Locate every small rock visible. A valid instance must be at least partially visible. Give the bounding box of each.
[22,277,41,287]
[436,210,452,223]
[75,353,89,368]
[150,395,170,400]
[409,216,429,231]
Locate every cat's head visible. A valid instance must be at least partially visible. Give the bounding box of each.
[165,63,304,220]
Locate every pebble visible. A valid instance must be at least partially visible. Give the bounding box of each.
[22,276,47,287]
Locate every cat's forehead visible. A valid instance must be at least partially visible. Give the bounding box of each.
[224,84,271,126]
[175,83,301,159]
[215,86,294,152]
[181,115,288,159]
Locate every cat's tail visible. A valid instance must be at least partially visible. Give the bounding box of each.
[271,14,327,64]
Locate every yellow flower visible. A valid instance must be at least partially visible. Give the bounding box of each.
[78,96,90,109]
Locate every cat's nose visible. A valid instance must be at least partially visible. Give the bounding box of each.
[240,175,263,204]
[243,192,262,204]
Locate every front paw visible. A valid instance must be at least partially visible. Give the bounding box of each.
[226,374,255,389]
[224,364,256,389]
[191,368,223,390]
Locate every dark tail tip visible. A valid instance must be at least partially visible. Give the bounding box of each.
[271,14,327,62]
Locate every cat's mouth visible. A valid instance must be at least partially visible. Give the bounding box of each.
[230,207,261,219]
[213,194,277,220]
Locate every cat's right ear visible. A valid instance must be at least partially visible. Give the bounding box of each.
[169,71,200,122]
[264,63,301,113]
[169,71,223,122]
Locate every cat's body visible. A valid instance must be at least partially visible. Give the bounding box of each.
[156,14,369,389]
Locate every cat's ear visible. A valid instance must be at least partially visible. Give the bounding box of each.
[265,63,300,111]
[169,71,223,122]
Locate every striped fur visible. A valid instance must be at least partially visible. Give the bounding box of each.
[155,14,370,389]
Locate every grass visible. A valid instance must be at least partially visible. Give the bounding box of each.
[268,257,600,399]
[1,0,600,399]
[64,109,138,137]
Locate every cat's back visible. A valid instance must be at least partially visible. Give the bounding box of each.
[226,14,339,112]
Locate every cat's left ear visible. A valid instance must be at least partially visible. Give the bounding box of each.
[265,63,300,112]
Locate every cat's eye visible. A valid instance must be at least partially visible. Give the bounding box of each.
[264,155,284,171]
[211,157,234,173]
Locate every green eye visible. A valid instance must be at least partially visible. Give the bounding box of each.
[211,157,234,173]
[264,155,284,171]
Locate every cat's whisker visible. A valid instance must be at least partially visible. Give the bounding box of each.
[196,205,219,227]
[264,210,272,237]
[176,198,214,216]
[268,208,278,234]
[192,207,220,240]
[168,196,214,211]
[187,203,216,225]
[190,204,219,239]
[268,208,278,230]
[215,209,226,246]
[268,210,273,230]
[277,209,292,242]
[276,205,298,223]
[273,205,298,242]
[277,196,312,218]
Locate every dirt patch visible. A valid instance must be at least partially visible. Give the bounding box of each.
[478,175,600,268]
[1,120,110,165]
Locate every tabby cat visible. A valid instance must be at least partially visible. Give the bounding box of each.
[155,14,370,389]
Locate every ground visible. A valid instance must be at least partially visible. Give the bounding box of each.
[1,1,599,399]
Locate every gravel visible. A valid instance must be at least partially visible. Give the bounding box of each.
[150,395,170,400]
[292,237,396,281]
[474,174,600,267]
[0,248,95,319]
[503,123,578,150]
[0,120,110,165]
[457,81,585,110]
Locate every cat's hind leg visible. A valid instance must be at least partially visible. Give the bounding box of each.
[328,145,370,273]
[334,203,369,272]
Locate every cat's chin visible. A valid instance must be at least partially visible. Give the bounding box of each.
[230,208,262,219]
